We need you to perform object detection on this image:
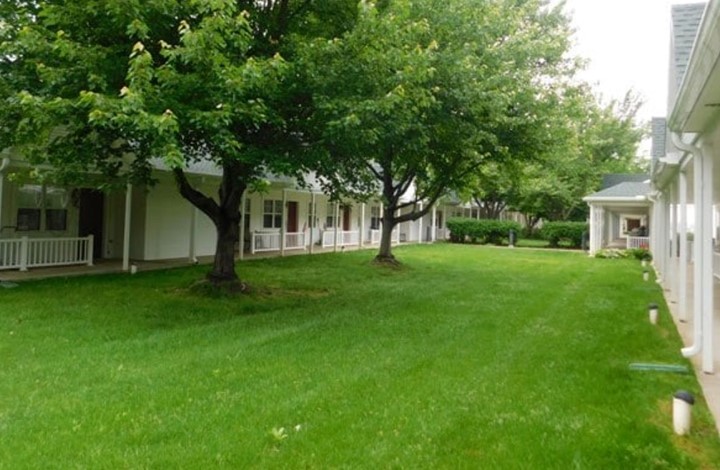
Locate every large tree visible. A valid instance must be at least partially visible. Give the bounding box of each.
[301,0,575,263]
[0,0,356,288]
[512,87,647,226]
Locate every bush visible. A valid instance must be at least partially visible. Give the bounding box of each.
[627,248,652,261]
[540,221,588,249]
[446,218,522,245]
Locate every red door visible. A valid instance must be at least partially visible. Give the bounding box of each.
[287,201,298,233]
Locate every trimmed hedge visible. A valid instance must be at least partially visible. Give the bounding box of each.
[446,218,522,245]
[540,221,588,248]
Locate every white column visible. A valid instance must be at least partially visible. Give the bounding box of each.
[395,209,401,243]
[239,190,247,261]
[334,202,339,252]
[431,206,437,242]
[188,204,197,264]
[418,202,423,243]
[669,181,678,302]
[700,145,714,373]
[678,168,688,322]
[589,204,604,255]
[359,203,365,248]
[281,189,287,256]
[309,192,316,255]
[122,183,132,271]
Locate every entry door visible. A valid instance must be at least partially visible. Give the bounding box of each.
[287,201,298,233]
[78,189,104,259]
[342,206,351,231]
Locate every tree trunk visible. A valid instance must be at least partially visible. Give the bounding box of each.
[174,165,247,290]
[375,206,397,263]
[208,209,241,283]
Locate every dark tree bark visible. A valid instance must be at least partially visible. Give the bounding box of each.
[174,162,248,287]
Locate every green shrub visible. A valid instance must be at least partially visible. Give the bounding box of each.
[446,218,522,245]
[627,248,652,261]
[540,221,588,248]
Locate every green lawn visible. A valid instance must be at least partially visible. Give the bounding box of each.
[1,245,719,468]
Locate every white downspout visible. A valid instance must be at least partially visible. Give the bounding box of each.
[672,133,703,359]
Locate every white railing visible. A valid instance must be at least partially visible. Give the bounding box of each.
[322,230,359,248]
[626,236,650,250]
[284,232,306,251]
[368,229,381,244]
[436,228,448,240]
[252,231,280,254]
[714,251,720,280]
[0,236,93,271]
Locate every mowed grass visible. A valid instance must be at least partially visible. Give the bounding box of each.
[1,245,719,468]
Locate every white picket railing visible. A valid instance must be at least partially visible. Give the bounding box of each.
[0,236,93,271]
[251,231,281,254]
[368,229,381,244]
[321,230,359,248]
[284,232,306,251]
[626,236,650,250]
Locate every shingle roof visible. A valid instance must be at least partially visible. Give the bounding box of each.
[600,174,650,190]
[585,181,650,200]
[671,3,707,88]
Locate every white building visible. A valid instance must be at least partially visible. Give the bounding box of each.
[651,1,720,374]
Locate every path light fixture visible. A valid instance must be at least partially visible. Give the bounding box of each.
[648,303,659,325]
[673,390,695,435]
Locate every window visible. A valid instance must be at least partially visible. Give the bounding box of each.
[16,185,68,232]
[17,209,41,231]
[263,200,283,229]
[370,206,381,230]
[326,205,337,229]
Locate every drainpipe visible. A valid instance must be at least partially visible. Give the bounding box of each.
[671,133,703,359]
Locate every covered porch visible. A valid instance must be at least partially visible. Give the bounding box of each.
[583,181,652,255]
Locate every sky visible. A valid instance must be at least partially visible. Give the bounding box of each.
[559,0,700,154]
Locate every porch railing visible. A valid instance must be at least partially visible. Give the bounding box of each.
[626,236,650,250]
[368,229,381,244]
[322,230,359,248]
[436,228,448,240]
[251,231,280,254]
[284,232,306,251]
[0,235,94,271]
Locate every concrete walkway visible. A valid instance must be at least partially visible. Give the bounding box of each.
[662,267,720,436]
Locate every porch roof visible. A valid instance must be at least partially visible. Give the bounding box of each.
[583,181,651,203]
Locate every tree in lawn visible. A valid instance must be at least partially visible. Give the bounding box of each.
[512,87,646,227]
[302,0,576,263]
[0,1,356,288]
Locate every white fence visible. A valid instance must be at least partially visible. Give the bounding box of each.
[368,229,381,244]
[251,231,308,254]
[0,236,93,271]
[322,230,359,248]
[284,232,306,251]
[251,231,281,254]
[626,236,650,250]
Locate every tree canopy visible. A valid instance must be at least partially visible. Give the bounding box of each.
[0,0,357,287]
[301,0,576,262]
